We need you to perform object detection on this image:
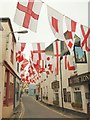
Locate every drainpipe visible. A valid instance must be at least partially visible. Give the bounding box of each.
[60,56,64,110]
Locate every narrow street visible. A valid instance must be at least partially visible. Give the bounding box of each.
[22,94,66,118]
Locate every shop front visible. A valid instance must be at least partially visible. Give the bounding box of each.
[68,72,90,114]
[2,61,20,118]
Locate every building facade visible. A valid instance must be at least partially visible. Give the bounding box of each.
[0,21,3,119]
[0,18,20,118]
[37,38,90,115]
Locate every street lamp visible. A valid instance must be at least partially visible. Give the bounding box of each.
[6,30,28,37]
[6,30,28,50]
[60,56,64,110]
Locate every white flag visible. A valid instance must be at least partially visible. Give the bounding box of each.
[14,0,43,32]
[47,6,64,41]
[53,40,61,75]
[32,43,46,63]
[64,17,77,55]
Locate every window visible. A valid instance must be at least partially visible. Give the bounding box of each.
[53,93,59,105]
[67,92,71,102]
[3,69,7,104]
[8,73,14,104]
[3,69,10,106]
[55,93,59,101]
[10,50,13,63]
[63,88,67,102]
[74,92,82,104]
[12,37,14,50]
[16,82,19,101]
[17,63,19,72]
[10,37,14,64]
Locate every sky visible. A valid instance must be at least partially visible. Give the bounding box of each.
[0,0,89,59]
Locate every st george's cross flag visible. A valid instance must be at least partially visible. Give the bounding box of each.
[14,0,43,32]
[45,56,53,74]
[75,24,90,52]
[32,42,46,63]
[75,24,88,46]
[20,58,29,71]
[53,40,61,75]
[80,26,90,49]
[16,42,26,62]
[85,29,90,52]
[64,16,77,39]
[20,69,26,81]
[16,43,26,53]
[16,51,25,62]
[47,6,64,41]
[64,16,77,55]
[63,55,76,71]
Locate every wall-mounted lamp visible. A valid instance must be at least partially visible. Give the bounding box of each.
[6,30,28,50]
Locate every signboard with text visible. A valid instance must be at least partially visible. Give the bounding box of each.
[68,72,90,86]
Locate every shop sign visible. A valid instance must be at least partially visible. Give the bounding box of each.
[68,72,90,86]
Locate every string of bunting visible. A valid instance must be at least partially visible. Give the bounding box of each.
[14,0,90,84]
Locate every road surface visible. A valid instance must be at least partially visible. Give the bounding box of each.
[22,94,66,118]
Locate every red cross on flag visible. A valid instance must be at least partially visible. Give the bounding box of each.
[32,43,46,63]
[53,40,61,75]
[16,42,26,62]
[80,25,90,52]
[85,29,90,52]
[75,24,90,52]
[30,79,36,84]
[65,16,77,39]
[20,58,29,71]
[80,26,90,49]
[47,6,64,41]
[39,60,45,73]
[16,51,25,63]
[14,0,43,32]
[75,24,89,47]
[63,55,76,71]
[20,69,26,81]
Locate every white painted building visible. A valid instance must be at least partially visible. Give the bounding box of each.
[0,18,20,118]
[37,38,90,116]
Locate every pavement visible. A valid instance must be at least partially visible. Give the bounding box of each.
[10,98,23,119]
[10,94,90,119]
